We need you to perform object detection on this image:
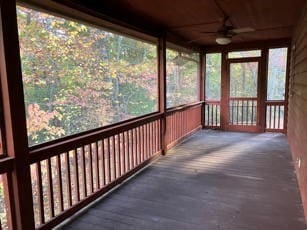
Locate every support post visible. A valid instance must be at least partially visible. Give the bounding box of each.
[220,50,228,130]
[158,35,167,155]
[0,1,35,229]
[199,52,205,128]
[284,44,291,134]
[259,48,268,132]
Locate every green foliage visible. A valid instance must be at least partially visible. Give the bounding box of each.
[267,48,288,100]
[230,62,258,97]
[206,53,221,100]
[17,6,158,146]
[166,49,199,108]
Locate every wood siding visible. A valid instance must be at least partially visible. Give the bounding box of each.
[288,1,307,222]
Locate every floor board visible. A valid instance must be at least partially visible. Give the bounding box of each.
[61,130,305,230]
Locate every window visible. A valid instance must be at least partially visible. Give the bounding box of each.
[17,6,158,146]
[166,49,199,108]
[267,48,288,100]
[228,50,261,59]
[205,53,221,100]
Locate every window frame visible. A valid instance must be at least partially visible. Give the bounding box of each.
[228,49,262,59]
[17,2,160,148]
[266,47,288,101]
[165,45,200,109]
[205,52,222,101]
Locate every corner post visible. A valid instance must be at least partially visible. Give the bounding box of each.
[284,43,292,134]
[0,1,35,229]
[158,35,167,155]
[199,52,205,128]
[259,48,268,132]
[220,50,228,130]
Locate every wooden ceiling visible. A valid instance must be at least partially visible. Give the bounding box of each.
[69,0,305,46]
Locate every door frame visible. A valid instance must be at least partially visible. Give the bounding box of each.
[224,57,263,132]
[205,42,291,133]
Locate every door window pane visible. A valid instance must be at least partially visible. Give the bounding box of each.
[230,62,258,97]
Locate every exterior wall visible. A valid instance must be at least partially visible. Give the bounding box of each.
[288,2,307,221]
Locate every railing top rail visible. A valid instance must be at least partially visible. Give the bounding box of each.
[0,157,14,174]
[265,100,285,104]
[30,111,161,150]
[29,112,163,163]
[166,101,203,114]
[205,100,221,104]
[229,97,258,100]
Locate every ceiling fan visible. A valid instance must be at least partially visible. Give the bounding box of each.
[190,16,255,45]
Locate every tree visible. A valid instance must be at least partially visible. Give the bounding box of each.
[17,6,158,145]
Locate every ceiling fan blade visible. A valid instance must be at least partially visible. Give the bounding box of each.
[232,27,255,33]
[188,37,208,43]
[200,31,216,34]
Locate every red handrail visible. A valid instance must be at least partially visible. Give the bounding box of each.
[29,113,163,163]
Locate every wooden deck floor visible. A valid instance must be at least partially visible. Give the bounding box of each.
[61,130,305,230]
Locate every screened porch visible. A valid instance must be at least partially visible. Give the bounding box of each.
[0,0,306,229]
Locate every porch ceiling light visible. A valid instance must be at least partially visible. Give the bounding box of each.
[216,36,231,45]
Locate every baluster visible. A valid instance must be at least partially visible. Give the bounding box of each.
[73,149,80,202]
[106,138,111,183]
[269,105,272,129]
[121,135,125,174]
[36,162,44,224]
[273,105,277,129]
[113,136,117,179]
[101,140,106,186]
[278,105,280,129]
[64,153,72,208]
[215,104,217,126]
[94,142,100,190]
[253,100,255,125]
[80,146,87,197]
[88,145,94,194]
[148,123,151,158]
[117,134,121,176]
[46,158,55,218]
[236,100,238,124]
[245,100,248,125]
[135,128,139,166]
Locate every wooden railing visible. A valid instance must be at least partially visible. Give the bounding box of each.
[229,98,258,126]
[265,101,285,132]
[204,101,221,128]
[0,101,205,229]
[165,102,202,149]
[20,102,204,229]
[28,113,163,229]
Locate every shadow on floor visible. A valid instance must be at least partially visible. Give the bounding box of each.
[60,130,305,230]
